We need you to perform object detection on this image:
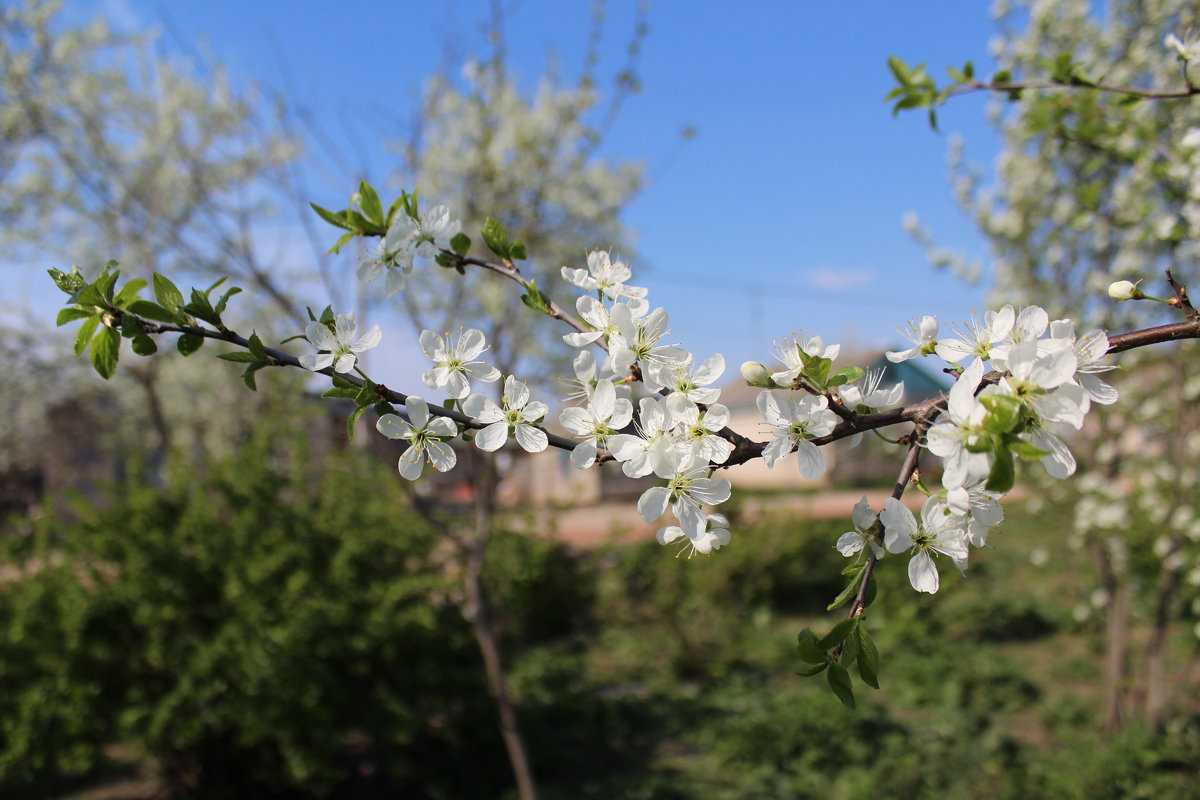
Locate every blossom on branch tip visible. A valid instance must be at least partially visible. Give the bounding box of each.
[376,396,458,480]
[420,328,501,400]
[771,335,840,385]
[561,249,648,308]
[1165,32,1200,61]
[463,375,549,453]
[299,312,381,374]
[1107,279,1143,301]
[886,316,939,363]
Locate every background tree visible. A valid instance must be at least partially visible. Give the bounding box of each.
[912,0,1200,730]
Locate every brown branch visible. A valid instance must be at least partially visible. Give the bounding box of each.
[951,79,1200,101]
[846,429,926,621]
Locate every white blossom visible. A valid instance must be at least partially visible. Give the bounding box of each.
[637,448,731,536]
[299,312,382,374]
[558,379,633,469]
[463,376,549,453]
[420,328,502,400]
[657,513,731,558]
[376,396,458,480]
[836,496,885,559]
[881,497,969,594]
[756,390,838,480]
[887,316,939,363]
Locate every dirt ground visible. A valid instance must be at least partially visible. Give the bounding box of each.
[526,488,929,549]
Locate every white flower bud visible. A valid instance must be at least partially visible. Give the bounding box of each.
[1107,280,1142,301]
[740,360,771,387]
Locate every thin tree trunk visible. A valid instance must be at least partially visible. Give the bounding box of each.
[1094,542,1130,733]
[462,453,539,800]
[1144,536,1183,730]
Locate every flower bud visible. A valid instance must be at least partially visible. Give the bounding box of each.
[740,361,771,387]
[1107,280,1143,302]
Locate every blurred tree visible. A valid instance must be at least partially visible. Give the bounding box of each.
[391,1,648,382]
[915,0,1200,731]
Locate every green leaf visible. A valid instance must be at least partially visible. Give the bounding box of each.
[177,333,204,356]
[355,379,376,405]
[214,286,242,315]
[985,444,1016,493]
[49,266,87,294]
[828,365,865,388]
[509,240,527,260]
[113,278,147,307]
[126,300,179,323]
[185,289,220,326]
[385,195,406,226]
[818,618,858,651]
[1010,439,1050,461]
[89,326,120,379]
[310,202,353,230]
[839,624,860,664]
[331,373,356,389]
[247,332,267,360]
[796,663,828,677]
[887,55,912,85]
[94,270,120,302]
[827,574,863,611]
[131,335,158,356]
[327,231,356,255]
[826,663,856,709]
[242,363,264,391]
[321,387,362,400]
[450,232,471,255]
[481,217,511,259]
[119,316,147,338]
[347,404,369,442]
[152,273,185,313]
[357,181,384,227]
[979,394,1022,433]
[856,626,880,690]
[807,356,832,387]
[520,280,552,314]
[75,281,107,309]
[217,352,261,363]
[74,316,100,356]
[796,629,827,664]
[56,308,95,327]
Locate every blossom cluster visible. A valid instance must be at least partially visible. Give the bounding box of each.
[298,200,1121,597]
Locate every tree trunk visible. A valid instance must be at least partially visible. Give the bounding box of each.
[462,452,539,800]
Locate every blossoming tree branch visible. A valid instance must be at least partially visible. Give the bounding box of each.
[46,33,1200,709]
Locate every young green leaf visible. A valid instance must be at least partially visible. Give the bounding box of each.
[481,217,511,259]
[856,625,880,690]
[826,663,856,709]
[818,618,858,651]
[130,335,158,356]
[126,299,179,323]
[89,326,121,379]
[357,181,384,227]
[56,308,95,327]
[74,316,100,356]
[450,232,471,255]
[152,273,185,313]
[177,332,204,356]
[310,202,353,230]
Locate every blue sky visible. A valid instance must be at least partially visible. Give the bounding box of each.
[57,0,1012,382]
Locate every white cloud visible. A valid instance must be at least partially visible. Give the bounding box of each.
[803,267,876,291]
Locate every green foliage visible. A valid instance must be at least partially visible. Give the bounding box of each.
[0,432,499,796]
